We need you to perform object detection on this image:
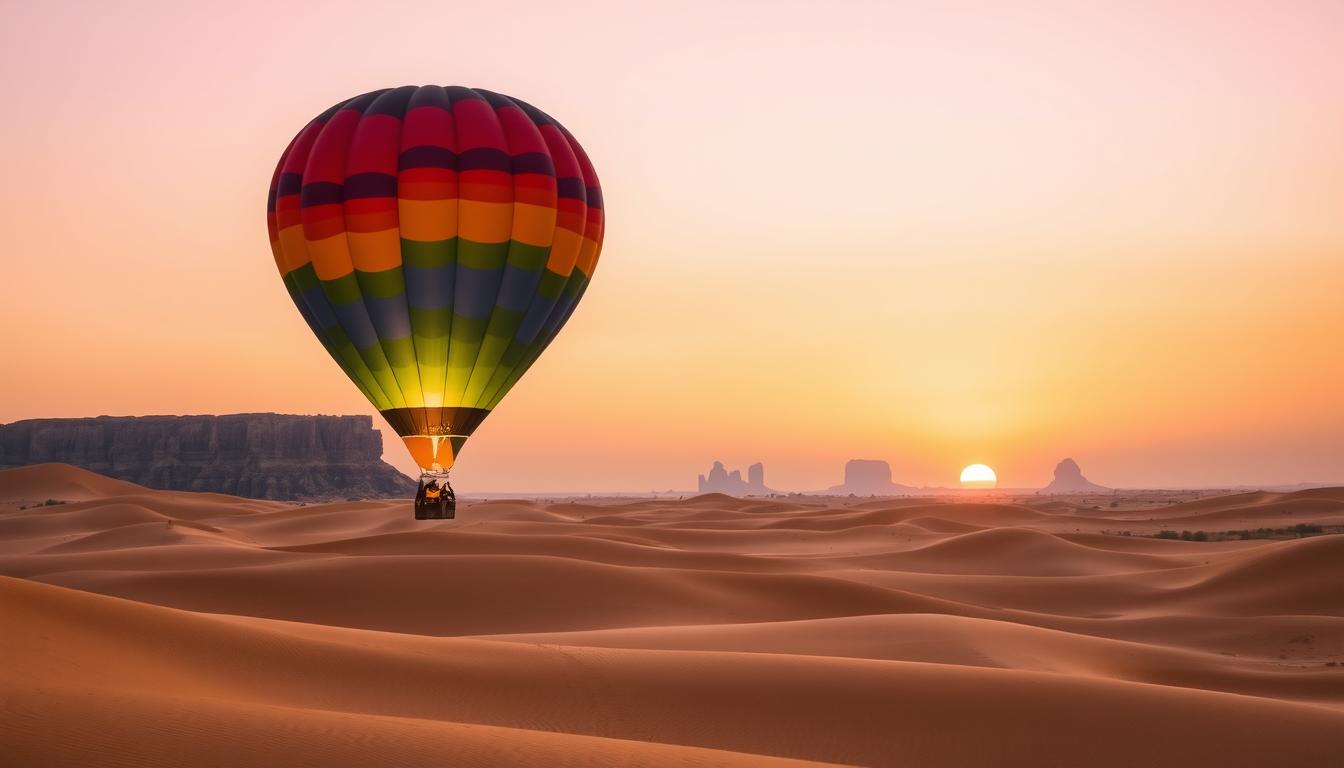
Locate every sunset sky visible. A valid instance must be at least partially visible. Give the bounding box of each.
[3,0,1341,491]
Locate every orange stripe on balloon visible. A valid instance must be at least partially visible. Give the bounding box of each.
[347,229,403,272]
[268,237,285,272]
[511,203,558,247]
[398,199,458,241]
[575,236,600,276]
[545,227,583,275]
[277,225,311,273]
[307,234,356,281]
[458,200,513,243]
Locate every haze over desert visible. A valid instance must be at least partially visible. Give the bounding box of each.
[3,464,1343,766]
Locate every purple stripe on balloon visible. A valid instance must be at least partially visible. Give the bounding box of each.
[556,177,586,201]
[399,145,456,171]
[300,182,343,207]
[277,172,304,196]
[343,173,398,199]
[457,148,512,172]
[511,152,555,176]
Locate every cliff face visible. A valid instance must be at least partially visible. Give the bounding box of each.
[0,414,416,501]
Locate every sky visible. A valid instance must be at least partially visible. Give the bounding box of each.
[2,0,1341,492]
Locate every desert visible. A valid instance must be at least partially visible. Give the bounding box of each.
[3,463,1342,766]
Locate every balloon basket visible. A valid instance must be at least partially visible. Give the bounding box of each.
[414,471,456,521]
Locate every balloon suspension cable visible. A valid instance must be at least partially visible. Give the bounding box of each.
[420,468,451,483]
[420,468,455,498]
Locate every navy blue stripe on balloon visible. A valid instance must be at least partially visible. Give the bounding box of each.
[301,285,338,328]
[453,264,505,319]
[556,177,586,201]
[398,146,556,177]
[404,264,456,310]
[514,293,561,344]
[277,172,304,196]
[457,148,512,172]
[399,145,456,170]
[300,182,343,207]
[364,294,413,339]
[343,173,398,199]
[408,85,451,111]
[366,86,417,118]
[332,302,382,350]
[495,264,545,313]
[511,152,555,176]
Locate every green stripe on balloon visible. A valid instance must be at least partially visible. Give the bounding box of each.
[351,337,407,410]
[462,306,528,403]
[444,312,491,402]
[286,263,321,293]
[401,238,457,269]
[354,264,422,404]
[535,269,567,299]
[479,270,591,410]
[456,240,509,271]
[506,242,551,272]
[321,273,363,306]
[356,267,407,299]
[379,335,424,406]
[323,324,394,411]
[284,268,390,410]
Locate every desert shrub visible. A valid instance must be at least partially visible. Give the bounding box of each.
[1156,530,1180,540]
[43,499,65,506]
[1233,525,1327,540]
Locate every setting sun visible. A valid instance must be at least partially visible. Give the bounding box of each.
[960,464,997,489]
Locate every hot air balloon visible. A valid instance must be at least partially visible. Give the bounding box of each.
[266,86,604,519]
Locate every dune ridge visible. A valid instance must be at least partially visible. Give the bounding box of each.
[2,464,1342,766]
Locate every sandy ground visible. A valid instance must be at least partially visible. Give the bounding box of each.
[2,463,1343,767]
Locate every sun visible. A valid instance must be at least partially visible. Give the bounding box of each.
[960,464,997,489]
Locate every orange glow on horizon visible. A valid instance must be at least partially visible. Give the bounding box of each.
[960,465,997,489]
[2,1,1342,492]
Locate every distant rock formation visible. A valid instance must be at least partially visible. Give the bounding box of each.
[825,459,915,495]
[697,460,774,495]
[748,462,764,488]
[0,414,416,501]
[1042,458,1109,493]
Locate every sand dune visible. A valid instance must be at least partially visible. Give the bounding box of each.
[3,464,1343,766]
[0,462,146,502]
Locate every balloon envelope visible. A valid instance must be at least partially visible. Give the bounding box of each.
[267,86,604,473]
